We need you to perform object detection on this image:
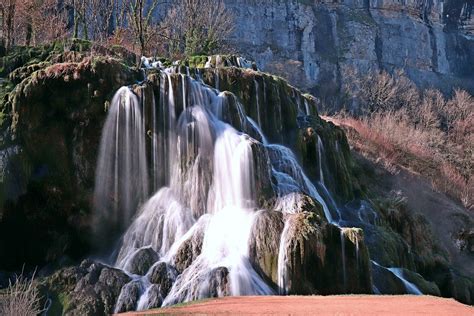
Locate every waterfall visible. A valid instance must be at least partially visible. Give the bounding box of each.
[93,87,148,234]
[388,268,423,295]
[92,63,352,311]
[340,230,347,291]
[371,261,423,295]
[277,220,290,295]
[317,135,325,185]
[267,144,334,223]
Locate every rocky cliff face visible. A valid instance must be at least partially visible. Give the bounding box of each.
[225,0,474,110]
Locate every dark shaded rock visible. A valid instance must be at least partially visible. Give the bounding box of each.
[454,229,474,254]
[114,280,142,313]
[371,261,407,295]
[42,259,130,316]
[125,247,159,275]
[363,225,416,270]
[148,262,177,297]
[400,269,441,296]
[0,51,141,270]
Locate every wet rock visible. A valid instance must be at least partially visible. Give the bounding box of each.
[363,225,415,270]
[273,193,325,218]
[399,269,441,296]
[114,280,142,313]
[174,220,207,273]
[371,262,407,295]
[148,262,177,297]
[125,247,159,275]
[44,259,131,316]
[283,214,372,295]
[454,229,474,254]
[144,284,164,309]
[249,210,284,287]
[207,267,230,297]
[248,139,275,207]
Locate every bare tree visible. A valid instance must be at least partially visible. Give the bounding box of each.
[161,0,234,57]
[343,67,420,114]
[0,0,16,51]
[126,0,162,56]
[15,0,67,46]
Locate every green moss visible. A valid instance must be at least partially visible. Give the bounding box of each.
[47,291,71,315]
[400,269,441,296]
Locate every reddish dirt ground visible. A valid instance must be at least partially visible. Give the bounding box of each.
[120,295,473,315]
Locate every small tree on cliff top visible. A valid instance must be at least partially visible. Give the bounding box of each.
[161,0,234,58]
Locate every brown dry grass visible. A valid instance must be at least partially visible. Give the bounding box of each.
[326,72,473,210]
[0,271,43,316]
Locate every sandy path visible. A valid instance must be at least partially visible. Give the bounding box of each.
[119,295,473,315]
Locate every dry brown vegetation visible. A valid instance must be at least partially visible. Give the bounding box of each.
[332,69,473,210]
[0,0,68,50]
[160,0,234,58]
[0,272,43,316]
[0,0,234,58]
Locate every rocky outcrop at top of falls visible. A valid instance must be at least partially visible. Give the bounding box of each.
[0,42,473,314]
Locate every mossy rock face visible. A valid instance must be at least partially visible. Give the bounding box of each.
[283,213,372,295]
[42,259,131,315]
[363,225,416,270]
[249,210,284,288]
[371,261,407,294]
[0,51,141,270]
[399,268,441,296]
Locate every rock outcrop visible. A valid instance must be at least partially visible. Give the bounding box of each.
[224,0,474,110]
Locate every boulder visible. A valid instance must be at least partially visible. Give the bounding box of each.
[114,280,142,313]
[174,221,207,273]
[143,284,164,309]
[282,213,372,295]
[207,267,230,297]
[44,259,130,316]
[148,262,177,298]
[124,247,159,275]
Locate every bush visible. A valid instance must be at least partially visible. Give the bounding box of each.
[336,69,473,210]
[0,272,43,316]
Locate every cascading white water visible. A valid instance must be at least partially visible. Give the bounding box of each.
[317,135,325,185]
[371,261,423,295]
[267,144,334,223]
[388,268,423,295]
[93,87,149,231]
[277,220,290,295]
[340,230,347,291]
[93,63,354,311]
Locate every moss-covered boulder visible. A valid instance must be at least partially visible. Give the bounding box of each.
[281,212,372,295]
[42,259,130,315]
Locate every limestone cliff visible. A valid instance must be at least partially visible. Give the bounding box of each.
[224,0,474,110]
